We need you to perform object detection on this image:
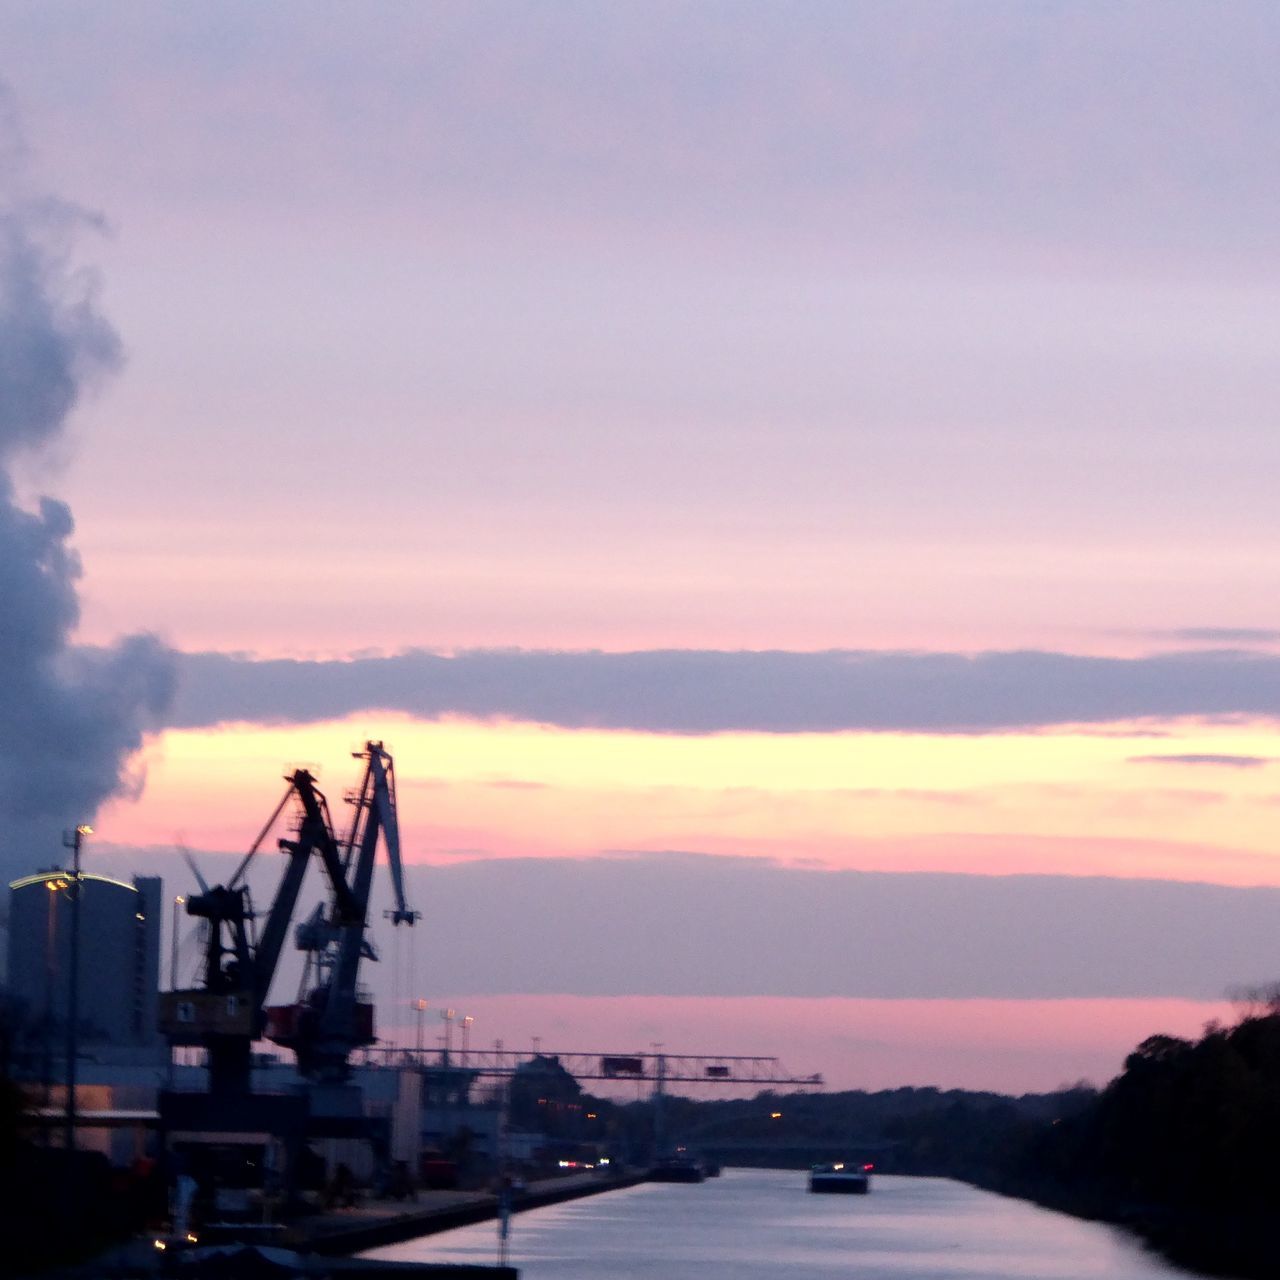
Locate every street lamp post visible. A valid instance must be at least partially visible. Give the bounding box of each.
[171,895,185,990]
[442,1008,456,1064]
[42,877,65,1110]
[462,1015,474,1066]
[62,824,91,1156]
[414,999,428,1056]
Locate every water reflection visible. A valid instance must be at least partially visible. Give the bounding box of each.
[366,1170,1193,1279]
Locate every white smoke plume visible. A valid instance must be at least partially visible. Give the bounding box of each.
[0,91,174,881]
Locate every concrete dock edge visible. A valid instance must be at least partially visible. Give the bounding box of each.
[301,1172,648,1256]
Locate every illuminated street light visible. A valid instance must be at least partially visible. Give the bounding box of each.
[62,824,92,1157]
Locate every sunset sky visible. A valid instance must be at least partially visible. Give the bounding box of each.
[4,1,1280,1093]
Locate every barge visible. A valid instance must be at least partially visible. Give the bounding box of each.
[808,1161,871,1194]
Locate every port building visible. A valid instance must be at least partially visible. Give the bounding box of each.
[6,869,163,1056]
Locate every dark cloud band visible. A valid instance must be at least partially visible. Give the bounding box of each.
[167,646,1280,735]
[414,854,1280,1001]
[99,845,1280,1001]
[1128,753,1271,769]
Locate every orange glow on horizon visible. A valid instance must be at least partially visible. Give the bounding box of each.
[95,713,1280,886]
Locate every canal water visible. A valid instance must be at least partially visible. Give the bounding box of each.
[365,1169,1193,1278]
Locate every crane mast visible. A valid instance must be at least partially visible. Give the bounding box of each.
[265,742,417,1079]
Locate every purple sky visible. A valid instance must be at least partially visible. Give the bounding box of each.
[3,2,1280,1092]
[2,1,1278,656]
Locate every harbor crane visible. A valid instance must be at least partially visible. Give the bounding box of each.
[159,741,415,1093]
[157,743,416,1213]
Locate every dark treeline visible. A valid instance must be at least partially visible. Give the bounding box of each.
[635,1013,1280,1278]
[1011,1013,1280,1277]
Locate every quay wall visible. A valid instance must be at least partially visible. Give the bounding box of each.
[303,1171,647,1256]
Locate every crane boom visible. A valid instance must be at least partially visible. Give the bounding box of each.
[371,747,414,924]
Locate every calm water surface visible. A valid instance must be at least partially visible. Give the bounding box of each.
[366,1169,1193,1279]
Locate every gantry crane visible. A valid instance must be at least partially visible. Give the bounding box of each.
[383,1048,822,1088]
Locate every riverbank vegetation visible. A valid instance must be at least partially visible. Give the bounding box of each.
[1008,1011,1280,1277]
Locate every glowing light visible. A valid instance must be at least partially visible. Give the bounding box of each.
[11,871,134,893]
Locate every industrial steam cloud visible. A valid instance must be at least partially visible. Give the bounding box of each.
[0,95,173,882]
